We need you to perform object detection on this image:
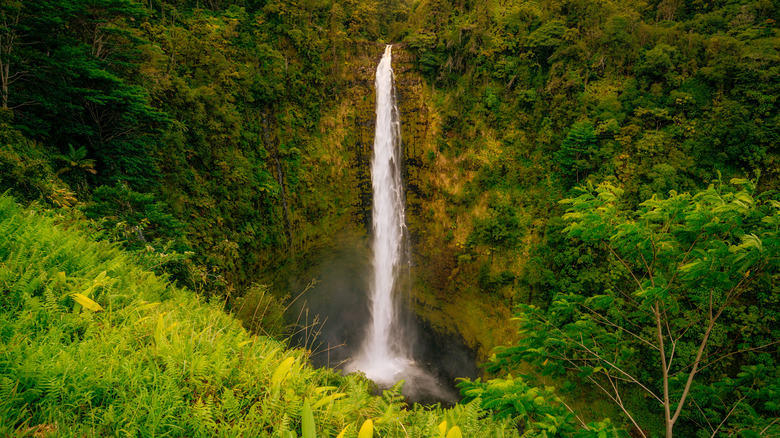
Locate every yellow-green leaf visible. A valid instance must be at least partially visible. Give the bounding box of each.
[258,347,279,371]
[357,419,373,438]
[314,386,338,394]
[336,425,350,438]
[271,357,295,387]
[446,426,462,438]
[734,192,754,206]
[81,285,96,298]
[155,312,166,346]
[438,421,447,437]
[135,315,152,325]
[135,301,161,312]
[71,293,103,311]
[93,270,108,285]
[302,399,316,438]
[312,393,346,410]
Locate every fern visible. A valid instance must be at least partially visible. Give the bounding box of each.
[276,413,292,438]
[8,268,37,306]
[0,194,518,438]
[189,396,217,437]
[0,377,16,399]
[42,287,62,315]
[220,388,242,423]
[0,376,27,429]
[39,374,64,403]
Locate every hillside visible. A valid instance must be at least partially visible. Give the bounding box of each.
[1,0,779,436]
[0,195,521,436]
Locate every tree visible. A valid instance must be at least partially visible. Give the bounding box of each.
[0,0,23,109]
[54,143,97,194]
[555,121,599,188]
[84,182,187,250]
[54,144,97,176]
[6,0,165,189]
[489,178,780,437]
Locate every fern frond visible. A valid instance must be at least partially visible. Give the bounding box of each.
[220,388,242,423]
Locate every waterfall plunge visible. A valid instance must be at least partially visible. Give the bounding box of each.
[345,46,455,402]
[345,45,411,385]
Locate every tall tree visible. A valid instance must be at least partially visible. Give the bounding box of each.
[10,0,165,188]
[489,178,780,437]
[0,0,28,110]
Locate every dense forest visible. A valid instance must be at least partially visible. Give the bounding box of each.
[1,0,778,436]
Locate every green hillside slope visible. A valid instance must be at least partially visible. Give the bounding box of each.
[0,195,519,437]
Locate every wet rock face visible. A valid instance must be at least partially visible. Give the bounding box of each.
[339,44,437,250]
[391,49,459,324]
[339,45,378,234]
[291,43,482,365]
[244,44,499,376]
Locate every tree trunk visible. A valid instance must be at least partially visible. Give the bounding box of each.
[1,62,8,109]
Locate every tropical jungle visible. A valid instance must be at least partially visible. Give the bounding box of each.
[0,0,778,436]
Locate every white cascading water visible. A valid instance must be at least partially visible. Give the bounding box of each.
[345,45,413,385]
[346,46,454,402]
[344,46,457,403]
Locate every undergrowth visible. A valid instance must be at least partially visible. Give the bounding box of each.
[0,195,518,437]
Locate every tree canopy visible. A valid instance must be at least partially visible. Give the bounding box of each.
[485,178,780,437]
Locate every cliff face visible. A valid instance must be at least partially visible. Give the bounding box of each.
[258,43,514,362]
[392,46,517,361]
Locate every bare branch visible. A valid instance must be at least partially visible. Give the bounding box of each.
[656,301,673,437]
[579,301,659,351]
[564,327,664,404]
[711,395,747,438]
[610,247,644,291]
[760,417,779,436]
[693,340,780,376]
[665,311,677,373]
[689,396,715,435]
[670,313,716,426]
[586,374,647,438]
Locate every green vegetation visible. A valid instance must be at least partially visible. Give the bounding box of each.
[0,0,779,436]
[0,195,522,436]
[481,178,780,437]
[397,2,780,433]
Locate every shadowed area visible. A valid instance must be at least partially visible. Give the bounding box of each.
[285,240,479,405]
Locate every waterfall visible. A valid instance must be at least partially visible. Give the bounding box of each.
[364,44,409,370]
[343,47,457,405]
[303,44,466,405]
[345,45,413,385]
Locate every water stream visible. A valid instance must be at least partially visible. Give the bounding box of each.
[343,45,454,402]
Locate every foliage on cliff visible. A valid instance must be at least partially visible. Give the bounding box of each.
[0,0,411,296]
[399,1,780,435]
[401,0,779,299]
